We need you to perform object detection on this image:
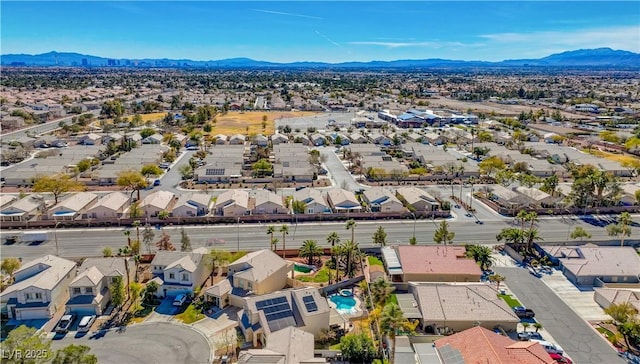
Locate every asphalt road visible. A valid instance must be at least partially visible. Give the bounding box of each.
[493,267,624,364]
[319,147,364,191]
[2,213,637,261]
[50,322,210,364]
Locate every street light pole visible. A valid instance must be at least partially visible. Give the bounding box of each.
[54,221,61,256]
[237,217,240,252]
[411,212,417,239]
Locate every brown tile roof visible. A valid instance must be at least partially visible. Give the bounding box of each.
[397,245,482,276]
[435,326,555,364]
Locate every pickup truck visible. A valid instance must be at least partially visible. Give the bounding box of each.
[513,306,535,319]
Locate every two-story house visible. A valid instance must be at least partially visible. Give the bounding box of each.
[205,249,292,309]
[0,255,76,320]
[65,257,134,316]
[150,248,210,298]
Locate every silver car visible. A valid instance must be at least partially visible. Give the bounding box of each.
[77,315,96,333]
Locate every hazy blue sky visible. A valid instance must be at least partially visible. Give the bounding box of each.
[2,1,639,62]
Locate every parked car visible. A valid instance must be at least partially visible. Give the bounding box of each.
[513,306,535,318]
[77,315,96,333]
[55,314,76,334]
[173,293,187,306]
[153,179,161,186]
[517,331,543,341]
[549,353,573,363]
[531,339,564,355]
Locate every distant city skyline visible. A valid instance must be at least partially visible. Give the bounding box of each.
[2,1,639,63]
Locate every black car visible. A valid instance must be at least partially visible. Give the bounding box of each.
[513,307,535,319]
[517,331,543,341]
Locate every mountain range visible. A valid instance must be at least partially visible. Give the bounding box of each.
[1,48,639,68]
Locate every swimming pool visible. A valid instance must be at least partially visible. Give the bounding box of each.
[330,294,357,314]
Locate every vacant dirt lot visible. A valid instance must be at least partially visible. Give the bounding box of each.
[214,111,319,136]
[429,97,583,120]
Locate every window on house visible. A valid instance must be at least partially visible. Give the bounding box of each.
[35,293,42,299]
[85,287,93,294]
[73,288,81,294]
[169,273,175,279]
[25,293,32,300]
[182,273,189,281]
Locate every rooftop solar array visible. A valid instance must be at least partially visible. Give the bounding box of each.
[438,344,465,364]
[255,296,287,309]
[205,168,225,176]
[302,295,318,313]
[255,296,297,332]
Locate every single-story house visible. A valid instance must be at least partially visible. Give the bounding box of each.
[362,187,407,213]
[252,190,288,215]
[395,187,439,212]
[85,191,129,219]
[292,188,330,214]
[172,192,211,217]
[214,190,250,217]
[326,189,362,213]
[46,192,98,220]
[139,191,176,218]
[385,245,482,283]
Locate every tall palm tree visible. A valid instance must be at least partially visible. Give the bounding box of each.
[132,220,141,244]
[489,274,505,291]
[271,237,279,252]
[337,240,360,279]
[370,277,395,307]
[381,303,406,364]
[326,232,341,284]
[345,219,356,243]
[299,240,323,266]
[279,224,289,259]
[266,225,275,251]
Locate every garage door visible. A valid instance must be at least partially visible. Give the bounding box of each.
[68,306,97,316]
[163,288,190,298]
[17,307,50,320]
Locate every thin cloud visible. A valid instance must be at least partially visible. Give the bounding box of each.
[348,41,482,49]
[315,31,340,47]
[481,25,640,52]
[251,9,323,20]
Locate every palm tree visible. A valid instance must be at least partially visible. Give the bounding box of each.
[299,240,323,266]
[123,229,131,247]
[336,240,360,279]
[326,232,340,284]
[279,224,289,259]
[466,245,495,270]
[381,303,406,364]
[345,219,356,243]
[271,237,279,252]
[533,323,543,332]
[132,220,141,244]
[524,228,544,253]
[496,227,525,246]
[370,277,395,307]
[266,225,276,251]
[489,274,506,291]
[207,249,231,285]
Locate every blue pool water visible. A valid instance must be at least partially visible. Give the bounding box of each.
[330,294,357,314]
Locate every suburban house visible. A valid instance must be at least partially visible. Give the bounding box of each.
[349,133,368,144]
[142,133,163,144]
[0,195,44,222]
[594,288,640,312]
[214,134,228,145]
[383,245,482,283]
[432,326,555,364]
[326,189,362,213]
[362,187,406,213]
[237,326,326,364]
[310,134,325,146]
[66,257,134,316]
[292,188,330,214]
[78,133,102,145]
[252,134,269,147]
[46,192,98,220]
[271,133,289,145]
[513,186,557,208]
[395,187,440,212]
[538,245,640,286]
[150,247,210,298]
[238,287,330,347]
[0,255,77,320]
[172,192,211,217]
[85,191,129,219]
[252,190,288,215]
[214,190,250,217]
[229,134,246,145]
[423,132,444,145]
[410,283,520,333]
[139,190,176,218]
[205,249,292,309]
[0,195,18,208]
[488,185,533,210]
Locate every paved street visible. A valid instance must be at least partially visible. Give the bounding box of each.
[49,322,211,364]
[494,267,624,364]
[318,147,364,191]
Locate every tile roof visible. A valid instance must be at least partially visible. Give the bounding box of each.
[69,266,103,287]
[231,249,289,283]
[88,192,129,212]
[140,191,175,209]
[542,245,640,278]
[1,255,76,295]
[435,326,555,364]
[215,189,249,209]
[397,245,482,276]
[51,192,98,212]
[254,190,285,208]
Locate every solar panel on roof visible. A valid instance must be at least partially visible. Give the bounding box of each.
[302,295,318,312]
[205,168,225,176]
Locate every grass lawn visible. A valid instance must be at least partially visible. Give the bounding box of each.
[297,267,331,283]
[329,343,341,350]
[229,251,248,262]
[387,294,398,305]
[498,294,522,308]
[175,304,205,324]
[597,327,616,342]
[368,256,383,266]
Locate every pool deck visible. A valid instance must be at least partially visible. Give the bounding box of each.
[328,293,364,319]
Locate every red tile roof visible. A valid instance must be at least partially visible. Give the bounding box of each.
[435,326,555,364]
[396,245,482,276]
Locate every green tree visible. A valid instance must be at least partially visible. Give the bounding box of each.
[299,240,323,266]
[140,127,156,139]
[339,333,376,364]
[433,220,455,244]
[128,281,144,314]
[279,225,289,259]
[345,219,357,243]
[266,225,276,251]
[370,277,394,307]
[409,236,417,245]
[180,227,192,251]
[1,257,21,283]
[478,156,506,178]
[142,224,155,253]
[116,170,147,201]
[465,244,495,270]
[489,274,506,290]
[326,232,341,284]
[76,159,92,173]
[252,159,272,177]
[102,246,113,257]
[607,212,633,247]
[2,325,53,364]
[52,344,97,364]
[570,226,592,243]
[372,226,387,247]
[291,200,306,214]
[110,276,125,309]
[178,164,193,180]
[336,240,360,279]
[33,173,85,204]
[381,303,406,364]
[540,174,559,197]
[141,164,163,178]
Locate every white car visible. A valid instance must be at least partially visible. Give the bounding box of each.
[77,315,96,333]
[531,339,564,355]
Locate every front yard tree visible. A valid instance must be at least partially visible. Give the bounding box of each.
[372,226,387,247]
[117,170,148,201]
[110,276,125,309]
[33,173,85,204]
[381,303,407,364]
[489,274,506,291]
[326,232,341,284]
[370,277,394,307]
[299,240,322,266]
[141,164,163,179]
[433,220,455,244]
[1,257,21,283]
[2,325,53,364]
[291,200,306,214]
[53,344,97,364]
[339,333,376,364]
[180,227,192,251]
[570,226,592,243]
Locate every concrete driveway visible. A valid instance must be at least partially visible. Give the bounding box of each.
[49,321,211,364]
[494,267,624,364]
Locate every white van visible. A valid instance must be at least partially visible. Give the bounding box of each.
[531,339,564,355]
